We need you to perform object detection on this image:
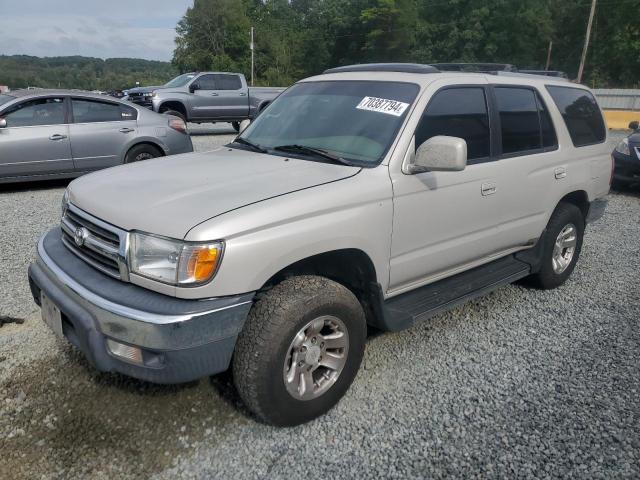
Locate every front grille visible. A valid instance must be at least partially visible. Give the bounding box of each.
[61,205,128,280]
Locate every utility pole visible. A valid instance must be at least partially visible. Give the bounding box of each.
[577,0,597,84]
[250,27,255,86]
[545,41,553,71]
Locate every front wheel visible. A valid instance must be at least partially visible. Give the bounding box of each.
[232,276,367,426]
[231,121,240,132]
[526,202,584,289]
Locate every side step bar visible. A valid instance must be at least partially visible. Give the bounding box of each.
[377,255,531,331]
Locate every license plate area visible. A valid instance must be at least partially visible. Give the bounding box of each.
[41,293,64,339]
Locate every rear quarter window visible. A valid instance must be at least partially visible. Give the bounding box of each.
[546,86,606,147]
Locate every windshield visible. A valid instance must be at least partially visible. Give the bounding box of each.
[0,94,15,107]
[164,73,196,88]
[238,80,419,166]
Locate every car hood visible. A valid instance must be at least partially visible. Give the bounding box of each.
[68,147,361,239]
[127,86,162,94]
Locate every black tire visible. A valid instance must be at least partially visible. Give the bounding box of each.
[232,275,367,426]
[162,109,187,123]
[527,202,585,289]
[124,144,162,164]
[231,121,240,132]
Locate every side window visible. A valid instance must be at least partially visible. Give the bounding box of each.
[197,75,217,90]
[546,86,606,147]
[215,74,242,90]
[3,97,65,127]
[415,87,490,160]
[72,99,134,123]
[536,92,557,149]
[494,87,541,154]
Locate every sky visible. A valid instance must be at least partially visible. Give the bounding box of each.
[0,0,193,61]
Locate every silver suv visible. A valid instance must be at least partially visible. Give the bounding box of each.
[28,64,611,426]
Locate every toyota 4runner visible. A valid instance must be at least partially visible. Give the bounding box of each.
[28,63,611,426]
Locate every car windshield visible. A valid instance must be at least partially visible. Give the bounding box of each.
[164,73,196,88]
[0,94,15,107]
[237,80,419,166]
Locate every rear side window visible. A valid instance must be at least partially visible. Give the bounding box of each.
[494,87,558,155]
[72,99,136,123]
[215,74,242,90]
[495,87,540,154]
[546,86,606,147]
[415,87,491,160]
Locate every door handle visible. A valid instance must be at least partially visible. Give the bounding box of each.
[481,182,497,196]
[49,134,67,141]
[554,167,567,179]
[119,128,135,133]
[239,93,247,96]
[210,93,219,96]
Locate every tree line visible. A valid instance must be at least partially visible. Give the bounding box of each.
[173,0,639,88]
[0,56,177,91]
[1,0,636,91]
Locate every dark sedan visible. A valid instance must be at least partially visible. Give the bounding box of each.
[612,120,640,186]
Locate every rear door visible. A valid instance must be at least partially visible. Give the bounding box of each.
[69,97,138,170]
[190,74,248,120]
[0,96,73,178]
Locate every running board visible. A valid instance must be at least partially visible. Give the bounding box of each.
[380,255,531,331]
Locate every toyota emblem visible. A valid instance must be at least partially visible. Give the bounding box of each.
[74,227,89,247]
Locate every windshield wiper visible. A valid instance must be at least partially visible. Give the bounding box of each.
[273,144,353,166]
[231,137,268,154]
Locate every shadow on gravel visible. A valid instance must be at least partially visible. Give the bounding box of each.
[0,178,71,194]
[0,344,249,479]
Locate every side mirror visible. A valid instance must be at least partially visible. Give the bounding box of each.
[0,118,6,129]
[629,120,639,131]
[409,136,467,174]
[238,119,251,134]
[189,83,200,93]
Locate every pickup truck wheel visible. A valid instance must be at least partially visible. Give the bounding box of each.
[528,203,584,289]
[231,121,240,132]
[163,110,186,123]
[232,275,366,426]
[124,144,162,163]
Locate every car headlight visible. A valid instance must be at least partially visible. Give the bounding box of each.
[615,137,630,156]
[129,232,223,286]
[61,189,69,216]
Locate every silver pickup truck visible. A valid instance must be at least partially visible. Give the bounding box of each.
[29,63,610,427]
[150,72,284,131]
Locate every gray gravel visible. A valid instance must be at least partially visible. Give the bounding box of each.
[1,128,639,479]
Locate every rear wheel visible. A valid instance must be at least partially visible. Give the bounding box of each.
[124,144,162,163]
[527,203,584,289]
[232,276,366,426]
[231,121,240,132]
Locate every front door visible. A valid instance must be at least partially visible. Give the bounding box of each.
[68,97,138,170]
[389,82,506,295]
[0,96,73,178]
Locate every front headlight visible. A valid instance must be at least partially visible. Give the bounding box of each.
[61,189,69,216]
[129,232,223,286]
[615,137,630,156]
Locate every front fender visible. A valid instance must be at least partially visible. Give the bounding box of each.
[175,167,394,300]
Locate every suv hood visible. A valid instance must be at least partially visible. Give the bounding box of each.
[68,147,360,239]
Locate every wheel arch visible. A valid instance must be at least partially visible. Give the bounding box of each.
[158,101,188,118]
[123,141,166,163]
[259,248,384,327]
[557,190,589,221]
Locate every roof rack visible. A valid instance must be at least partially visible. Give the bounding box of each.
[518,69,569,79]
[430,63,518,72]
[323,63,439,74]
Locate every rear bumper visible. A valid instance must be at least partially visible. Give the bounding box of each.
[28,228,254,384]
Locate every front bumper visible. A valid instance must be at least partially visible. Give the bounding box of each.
[28,228,254,384]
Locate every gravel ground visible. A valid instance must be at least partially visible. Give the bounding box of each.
[1,129,638,479]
